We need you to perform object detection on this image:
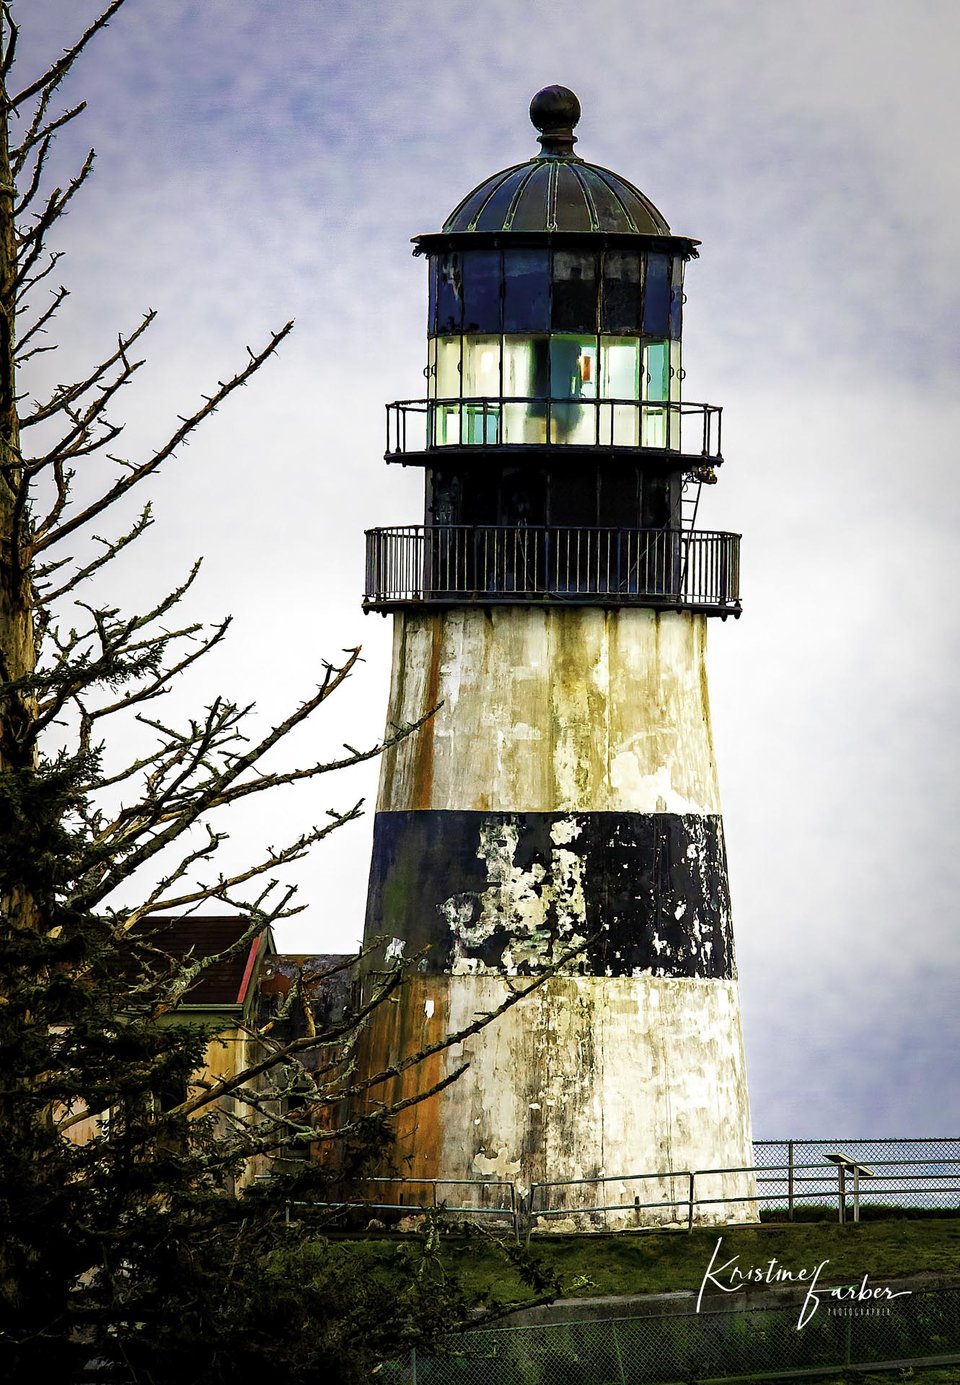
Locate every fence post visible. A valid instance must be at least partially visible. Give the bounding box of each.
[788,1140,795,1221]
[611,1319,628,1385]
[687,1171,695,1233]
[410,1345,418,1385]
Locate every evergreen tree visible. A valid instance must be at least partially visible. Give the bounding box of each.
[0,7,562,1379]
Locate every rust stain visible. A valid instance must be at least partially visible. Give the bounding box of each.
[378,620,404,809]
[355,975,447,1184]
[411,623,442,811]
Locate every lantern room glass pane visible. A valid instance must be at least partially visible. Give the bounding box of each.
[428,261,438,335]
[669,340,682,402]
[461,336,501,397]
[503,249,550,332]
[550,335,596,398]
[426,337,437,398]
[461,336,502,443]
[431,337,462,445]
[503,335,549,444]
[462,251,501,333]
[601,252,641,334]
[642,340,669,448]
[434,403,462,447]
[503,335,549,398]
[435,336,461,398]
[600,338,639,399]
[642,253,671,337]
[550,334,597,445]
[669,256,684,340]
[435,253,462,335]
[644,340,669,401]
[552,250,598,333]
[600,338,640,446]
[668,339,682,448]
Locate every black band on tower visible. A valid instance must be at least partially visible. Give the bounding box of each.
[366,809,735,980]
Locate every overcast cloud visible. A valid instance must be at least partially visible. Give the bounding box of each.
[15,0,960,1137]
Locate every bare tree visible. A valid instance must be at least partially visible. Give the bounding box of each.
[0,6,567,1380]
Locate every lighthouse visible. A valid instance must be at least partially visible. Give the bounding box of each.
[360,87,753,1224]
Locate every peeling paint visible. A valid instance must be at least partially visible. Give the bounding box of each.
[367,810,734,979]
[473,1146,523,1179]
[377,608,721,816]
[362,605,754,1227]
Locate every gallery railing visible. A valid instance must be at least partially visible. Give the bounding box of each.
[386,396,722,458]
[363,525,741,615]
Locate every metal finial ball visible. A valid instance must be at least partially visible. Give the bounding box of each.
[529,85,581,136]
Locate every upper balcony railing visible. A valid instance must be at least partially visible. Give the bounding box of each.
[364,525,741,616]
[385,397,722,460]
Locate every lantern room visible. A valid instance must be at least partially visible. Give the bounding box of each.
[367,86,739,616]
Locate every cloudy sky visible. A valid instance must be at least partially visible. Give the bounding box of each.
[16,0,960,1140]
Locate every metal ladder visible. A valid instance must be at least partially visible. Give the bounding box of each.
[680,472,702,532]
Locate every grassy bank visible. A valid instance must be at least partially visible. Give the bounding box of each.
[438,1217,960,1303]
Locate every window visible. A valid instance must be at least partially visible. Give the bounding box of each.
[502,248,550,332]
[552,250,598,333]
[461,251,501,333]
[642,253,671,337]
[601,251,641,334]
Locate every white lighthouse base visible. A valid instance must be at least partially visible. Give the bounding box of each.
[363,971,756,1229]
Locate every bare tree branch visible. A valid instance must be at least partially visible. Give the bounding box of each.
[33,320,293,553]
[5,0,128,113]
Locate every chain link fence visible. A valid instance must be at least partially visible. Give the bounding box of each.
[381,1286,960,1383]
[754,1138,960,1216]
[289,1139,960,1237]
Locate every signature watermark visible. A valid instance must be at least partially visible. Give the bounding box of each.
[697,1237,912,1330]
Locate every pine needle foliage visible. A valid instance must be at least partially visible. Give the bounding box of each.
[0,7,558,1380]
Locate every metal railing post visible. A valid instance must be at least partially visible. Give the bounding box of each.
[525,1184,538,1247]
[788,1140,795,1221]
[611,1319,628,1385]
[688,1171,695,1232]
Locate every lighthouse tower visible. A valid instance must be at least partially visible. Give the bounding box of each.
[361,88,753,1224]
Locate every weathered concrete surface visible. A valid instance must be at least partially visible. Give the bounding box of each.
[362,605,754,1224]
[377,607,721,815]
[361,973,754,1225]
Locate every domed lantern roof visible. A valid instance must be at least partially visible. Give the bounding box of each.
[440,85,673,237]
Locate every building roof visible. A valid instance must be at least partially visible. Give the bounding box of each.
[440,85,671,237]
[127,915,273,1009]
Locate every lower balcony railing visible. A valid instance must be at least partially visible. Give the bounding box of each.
[386,397,722,459]
[364,526,741,614]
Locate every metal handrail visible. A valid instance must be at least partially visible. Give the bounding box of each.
[527,1170,697,1242]
[386,395,722,459]
[277,1149,960,1241]
[363,524,741,615]
[526,1158,960,1236]
[290,1175,520,1238]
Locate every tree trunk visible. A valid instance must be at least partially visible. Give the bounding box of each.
[0,61,39,923]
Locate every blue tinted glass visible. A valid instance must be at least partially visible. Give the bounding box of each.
[428,260,437,335]
[643,253,671,337]
[435,253,462,335]
[668,256,683,339]
[552,250,598,333]
[601,251,641,333]
[462,250,502,332]
[503,248,550,332]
